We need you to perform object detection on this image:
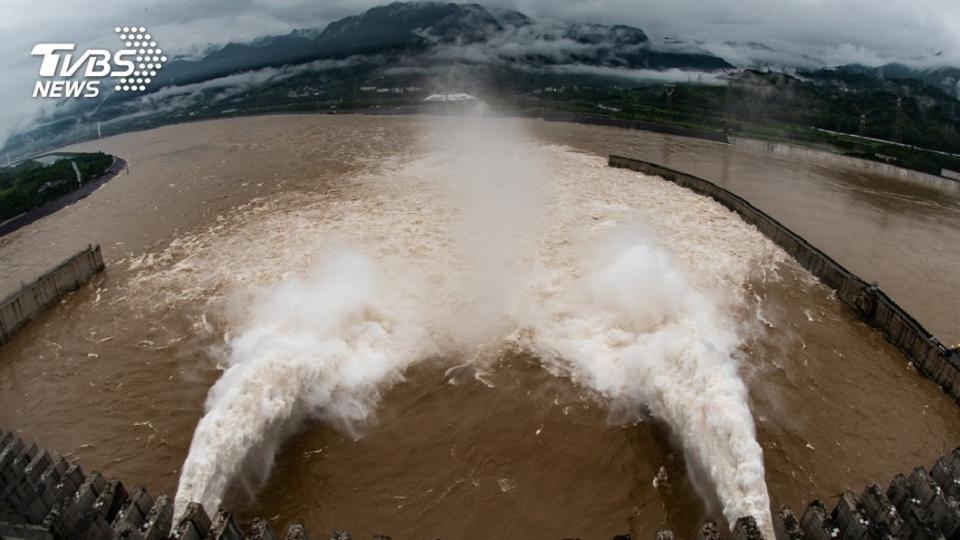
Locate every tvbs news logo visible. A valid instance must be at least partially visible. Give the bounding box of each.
[31,26,167,99]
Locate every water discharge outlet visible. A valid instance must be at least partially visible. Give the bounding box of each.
[172,118,776,534]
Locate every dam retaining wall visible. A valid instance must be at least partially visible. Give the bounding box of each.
[608,156,960,402]
[3,429,960,539]
[0,245,105,346]
[730,137,960,194]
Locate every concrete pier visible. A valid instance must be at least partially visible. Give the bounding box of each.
[608,156,960,402]
[0,244,105,346]
[4,429,960,538]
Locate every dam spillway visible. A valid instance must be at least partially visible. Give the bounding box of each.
[2,428,960,539]
[0,115,959,538]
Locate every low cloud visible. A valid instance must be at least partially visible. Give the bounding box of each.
[428,23,640,65]
[536,65,725,85]
[499,0,960,68]
[97,56,380,128]
[1,0,958,146]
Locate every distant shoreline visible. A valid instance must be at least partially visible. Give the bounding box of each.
[0,157,127,238]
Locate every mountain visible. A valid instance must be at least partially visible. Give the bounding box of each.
[157,3,499,86]
[833,63,960,98]
[157,1,732,88]
[6,1,959,160]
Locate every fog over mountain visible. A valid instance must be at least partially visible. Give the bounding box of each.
[1,0,958,147]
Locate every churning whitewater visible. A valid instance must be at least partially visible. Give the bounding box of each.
[172,249,432,517]
[522,232,772,531]
[150,116,782,530]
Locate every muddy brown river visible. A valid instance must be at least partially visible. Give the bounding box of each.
[0,115,958,539]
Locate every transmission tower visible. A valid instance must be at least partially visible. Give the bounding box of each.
[893,96,904,143]
[854,105,868,136]
[663,84,676,111]
[854,105,876,136]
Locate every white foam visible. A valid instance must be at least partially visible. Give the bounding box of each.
[173,248,430,516]
[136,117,783,530]
[519,230,773,532]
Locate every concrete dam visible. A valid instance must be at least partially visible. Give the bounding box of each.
[2,116,960,538]
[1,157,959,538]
[3,426,960,539]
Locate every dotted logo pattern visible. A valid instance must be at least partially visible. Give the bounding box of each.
[113,26,167,93]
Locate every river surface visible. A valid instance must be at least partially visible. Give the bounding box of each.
[0,115,958,539]
[528,121,960,346]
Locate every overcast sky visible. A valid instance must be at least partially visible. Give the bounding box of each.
[1,0,958,146]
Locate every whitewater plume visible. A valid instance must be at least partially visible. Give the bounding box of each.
[150,116,779,528]
[173,248,428,517]
[420,113,546,350]
[525,229,773,532]
[168,115,549,517]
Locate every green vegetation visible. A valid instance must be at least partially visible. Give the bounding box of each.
[504,70,960,175]
[7,65,960,179]
[0,152,114,223]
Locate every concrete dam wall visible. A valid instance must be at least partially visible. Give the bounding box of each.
[0,245,105,346]
[608,156,960,403]
[3,429,960,539]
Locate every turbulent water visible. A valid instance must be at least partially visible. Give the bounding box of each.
[172,248,433,517]
[1,114,959,538]
[524,235,772,530]
[147,116,778,529]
